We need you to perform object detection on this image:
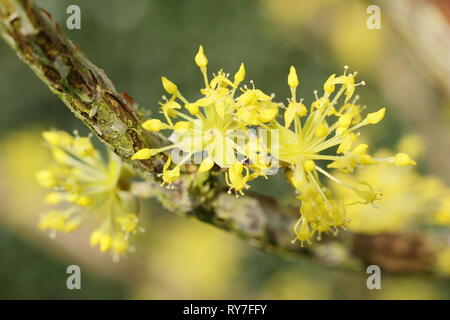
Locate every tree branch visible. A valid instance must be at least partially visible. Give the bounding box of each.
[0,0,440,275]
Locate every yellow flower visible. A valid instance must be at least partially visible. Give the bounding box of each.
[116,213,139,233]
[131,46,277,193]
[267,66,415,242]
[225,163,250,196]
[37,130,141,257]
[38,210,79,233]
[159,155,181,187]
[293,217,314,245]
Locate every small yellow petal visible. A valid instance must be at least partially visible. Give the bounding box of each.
[42,131,73,147]
[393,153,416,166]
[284,102,307,128]
[112,236,128,254]
[353,143,368,155]
[100,235,112,252]
[42,131,62,146]
[195,45,208,68]
[215,99,225,119]
[52,148,68,164]
[358,154,377,165]
[35,170,56,188]
[293,102,307,117]
[337,114,352,128]
[162,167,180,185]
[288,66,299,88]
[76,196,92,207]
[63,219,81,232]
[185,103,199,115]
[366,107,386,124]
[294,219,312,242]
[315,124,329,138]
[194,97,213,107]
[173,121,191,131]
[304,160,315,172]
[234,63,245,83]
[198,157,215,173]
[90,230,102,246]
[259,107,278,123]
[116,213,139,233]
[131,148,152,160]
[142,119,163,131]
[45,192,63,204]
[323,74,336,93]
[161,76,178,95]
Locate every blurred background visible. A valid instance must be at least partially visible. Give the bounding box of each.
[0,0,449,299]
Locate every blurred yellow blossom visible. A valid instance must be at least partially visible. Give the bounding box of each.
[135,218,242,299]
[262,269,331,299]
[0,129,50,225]
[262,0,385,72]
[36,130,141,258]
[332,136,450,233]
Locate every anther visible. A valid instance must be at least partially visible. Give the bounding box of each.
[314,90,319,100]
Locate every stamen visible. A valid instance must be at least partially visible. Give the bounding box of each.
[348,120,368,132]
[314,165,354,190]
[173,152,194,169]
[177,93,189,104]
[307,171,331,207]
[201,68,209,88]
[173,110,194,121]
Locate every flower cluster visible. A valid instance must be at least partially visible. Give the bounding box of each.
[36,130,140,258]
[131,46,416,245]
[271,67,415,244]
[131,46,277,195]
